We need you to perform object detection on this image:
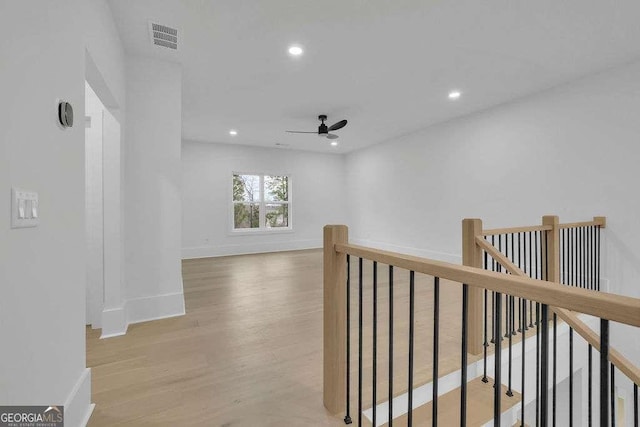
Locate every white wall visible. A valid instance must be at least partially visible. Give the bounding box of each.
[85,83,105,328]
[182,142,347,258]
[124,56,185,323]
[346,60,640,365]
[0,1,125,425]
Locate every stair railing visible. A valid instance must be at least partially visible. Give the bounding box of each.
[323,223,640,426]
[467,215,639,426]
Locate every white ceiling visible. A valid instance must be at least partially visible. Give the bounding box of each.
[109,0,640,153]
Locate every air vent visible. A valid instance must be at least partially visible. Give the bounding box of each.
[148,22,178,51]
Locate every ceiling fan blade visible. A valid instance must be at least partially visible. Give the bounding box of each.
[286,131,317,134]
[326,133,339,140]
[328,119,348,132]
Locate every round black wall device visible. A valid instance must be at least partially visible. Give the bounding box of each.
[58,101,74,128]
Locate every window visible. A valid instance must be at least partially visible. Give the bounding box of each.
[232,173,291,231]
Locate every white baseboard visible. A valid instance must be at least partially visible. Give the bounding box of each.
[126,291,185,325]
[100,306,127,338]
[182,238,322,259]
[64,368,93,427]
[350,238,462,264]
[100,290,185,339]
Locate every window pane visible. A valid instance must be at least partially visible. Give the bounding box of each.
[265,175,288,202]
[265,203,289,228]
[234,203,260,229]
[233,174,260,202]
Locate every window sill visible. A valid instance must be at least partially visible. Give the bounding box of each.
[228,227,294,237]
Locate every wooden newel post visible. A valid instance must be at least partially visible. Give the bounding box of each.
[323,225,349,414]
[462,218,484,355]
[541,216,560,284]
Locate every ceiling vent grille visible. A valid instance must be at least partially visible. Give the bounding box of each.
[149,22,178,51]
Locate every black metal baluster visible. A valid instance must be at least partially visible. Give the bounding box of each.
[570,228,574,287]
[507,293,514,397]
[388,266,394,427]
[601,319,610,427]
[569,328,573,427]
[345,255,352,424]
[589,226,593,290]
[534,231,539,282]
[483,250,489,383]
[491,235,496,344]
[433,277,440,426]
[611,364,616,427]
[584,227,588,289]
[575,227,580,288]
[482,289,489,383]
[358,258,363,427]
[541,304,550,427]
[576,227,584,288]
[589,344,593,427]
[499,234,506,340]
[579,227,583,289]
[494,292,503,427]
[536,302,540,427]
[561,228,566,285]
[372,262,378,427]
[407,271,415,427]
[518,233,522,333]
[461,284,469,427]
[560,228,564,284]
[586,226,590,290]
[553,313,557,427]
[592,226,596,291]
[584,226,588,288]
[634,383,638,427]
[521,297,526,426]
[505,235,511,339]
[597,226,601,291]
[529,231,534,328]
[511,234,516,336]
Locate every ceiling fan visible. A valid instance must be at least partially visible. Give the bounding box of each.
[286,115,348,140]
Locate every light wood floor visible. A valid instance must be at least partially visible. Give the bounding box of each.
[87,249,530,426]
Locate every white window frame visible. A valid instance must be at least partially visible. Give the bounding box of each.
[230,172,293,235]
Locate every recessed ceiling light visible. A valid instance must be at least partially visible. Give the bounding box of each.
[448,90,462,100]
[288,45,303,56]
[229,130,238,136]
[330,141,338,147]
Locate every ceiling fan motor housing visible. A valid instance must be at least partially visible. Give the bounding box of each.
[318,115,328,134]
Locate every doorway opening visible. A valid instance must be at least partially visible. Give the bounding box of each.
[84,51,124,337]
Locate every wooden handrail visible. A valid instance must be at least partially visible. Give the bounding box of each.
[482,224,552,236]
[477,233,640,386]
[559,216,606,229]
[334,242,640,328]
[481,216,606,235]
[475,237,526,276]
[555,309,640,386]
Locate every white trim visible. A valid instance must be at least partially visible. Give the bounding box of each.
[100,305,127,338]
[63,368,93,427]
[182,238,321,259]
[350,238,462,264]
[126,290,186,325]
[228,227,294,237]
[99,290,185,339]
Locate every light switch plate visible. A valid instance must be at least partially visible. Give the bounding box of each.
[11,188,39,228]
